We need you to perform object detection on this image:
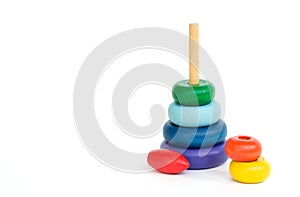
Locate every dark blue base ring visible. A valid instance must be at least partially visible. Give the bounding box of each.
[160,140,228,170]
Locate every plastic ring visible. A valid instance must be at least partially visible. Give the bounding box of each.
[163,120,227,148]
[172,80,215,106]
[225,135,262,162]
[229,157,271,183]
[160,140,228,169]
[168,101,221,127]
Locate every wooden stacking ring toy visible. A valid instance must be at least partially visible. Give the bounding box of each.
[172,79,215,106]
[147,24,230,174]
[225,135,262,162]
[163,119,227,148]
[160,140,228,169]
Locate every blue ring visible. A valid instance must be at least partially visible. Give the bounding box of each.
[163,119,227,148]
[168,101,221,127]
[160,140,228,170]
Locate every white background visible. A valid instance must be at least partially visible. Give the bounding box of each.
[1,0,300,196]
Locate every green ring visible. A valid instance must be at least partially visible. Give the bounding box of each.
[172,79,215,106]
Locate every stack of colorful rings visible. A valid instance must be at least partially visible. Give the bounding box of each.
[225,135,271,183]
[160,79,228,169]
[148,24,228,173]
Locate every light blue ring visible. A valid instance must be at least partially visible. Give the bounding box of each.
[168,101,221,127]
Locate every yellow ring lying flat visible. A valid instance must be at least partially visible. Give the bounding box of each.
[229,157,271,184]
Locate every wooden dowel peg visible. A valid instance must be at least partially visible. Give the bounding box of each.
[189,23,199,85]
